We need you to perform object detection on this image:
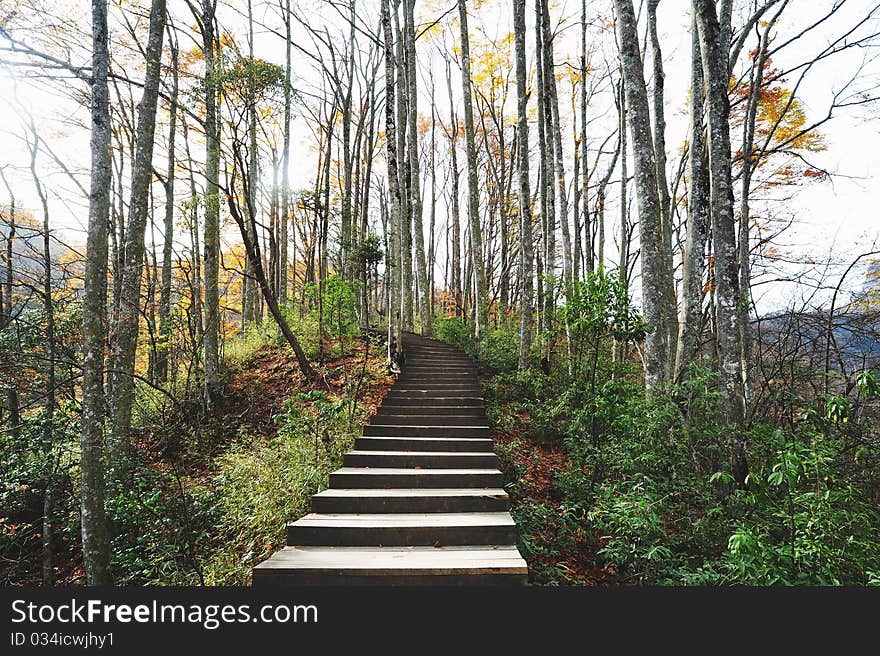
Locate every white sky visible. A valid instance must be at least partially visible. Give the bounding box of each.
[1,0,878,313]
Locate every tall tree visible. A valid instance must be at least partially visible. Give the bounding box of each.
[694,0,747,484]
[646,0,678,373]
[156,26,178,383]
[675,18,710,379]
[108,0,167,479]
[613,0,672,388]
[191,0,221,407]
[279,0,292,303]
[382,0,403,365]
[457,0,487,342]
[404,0,431,335]
[513,0,533,370]
[81,0,113,586]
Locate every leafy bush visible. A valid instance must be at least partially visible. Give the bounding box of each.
[203,390,362,584]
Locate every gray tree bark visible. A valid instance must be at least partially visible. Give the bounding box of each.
[404,0,430,335]
[694,0,747,483]
[198,0,221,407]
[279,0,292,303]
[675,20,710,380]
[382,0,403,365]
[444,54,462,318]
[514,0,534,370]
[157,29,178,383]
[81,0,113,585]
[108,0,167,480]
[0,169,21,442]
[457,0,487,341]
[647,0,678,377]
[613,0,670,388]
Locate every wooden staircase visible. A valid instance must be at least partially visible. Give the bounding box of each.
[252,333,528,585]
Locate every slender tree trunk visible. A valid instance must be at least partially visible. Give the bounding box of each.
[382,0,403,365]
[647,0,678,378]
[535,0,555,369]
[514,0,534,370]
[444,56,462,318]
[738,9,779,407]
[580,0,591,274]
[108,0,167,480]
[0,170,21,440]
[457,0,487,342]
[676,20,710,379]
[228,183,316,380]
[280,0,292,303]
[200,0,221,407]
[404,0,430,335]
[81,0,113,586]
[694,0,747,484]
[157,32,178,383]
[28,131,55,586]
[618,80,628,277]
[340,0,356,277]
[613,0,670,388]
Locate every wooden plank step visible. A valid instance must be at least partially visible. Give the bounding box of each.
[383,389,486,409]
[391,384,481,391]
[286,512,519,546]
[370,414,488,426]
[355,436,494,452]
[363,424,490,437]
[329,467,503,489]
[376,405,486,415]
[311,488,509,513]
[384,393,484,403]
[343,450,499,469]
[253,546,527,586]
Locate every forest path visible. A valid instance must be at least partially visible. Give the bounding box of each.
[252,332,528,585]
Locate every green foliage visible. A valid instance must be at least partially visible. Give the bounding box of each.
[107,469,216,585]
[203,390,359,584]
[352,233,383,268]
[432,315,476,356]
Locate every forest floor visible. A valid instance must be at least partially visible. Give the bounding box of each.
[488,385,617,586]
[7,340,393,586]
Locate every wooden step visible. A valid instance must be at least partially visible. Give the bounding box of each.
[329,467,503,489]
[383,393,484,404]
[343,450,499,469]
[286,512,519,546]
[355,436,494,452]
[311,488,509,513]
[363,424,490,438]
[370,414,488,426]
[376,405,486,415]
[391,384,481,392]
[253,546,527,586]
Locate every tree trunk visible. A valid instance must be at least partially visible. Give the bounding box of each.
[108,0,167,481]
[444,55,463,318]
[675,20,710,380]
[29,130,55,586]
[514,0,534,370]
[382,0,403,365]
[647,0,678,377]
[613,0,670,388]
[157,31,178,383]
[200,0,221,407]
[280,0,292,303]
[227,187,316,380]
[457,0,487,342]
[404,0,430,336]
[694,0,747,484]
[81,0,113,586]
[0,170,21,441]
